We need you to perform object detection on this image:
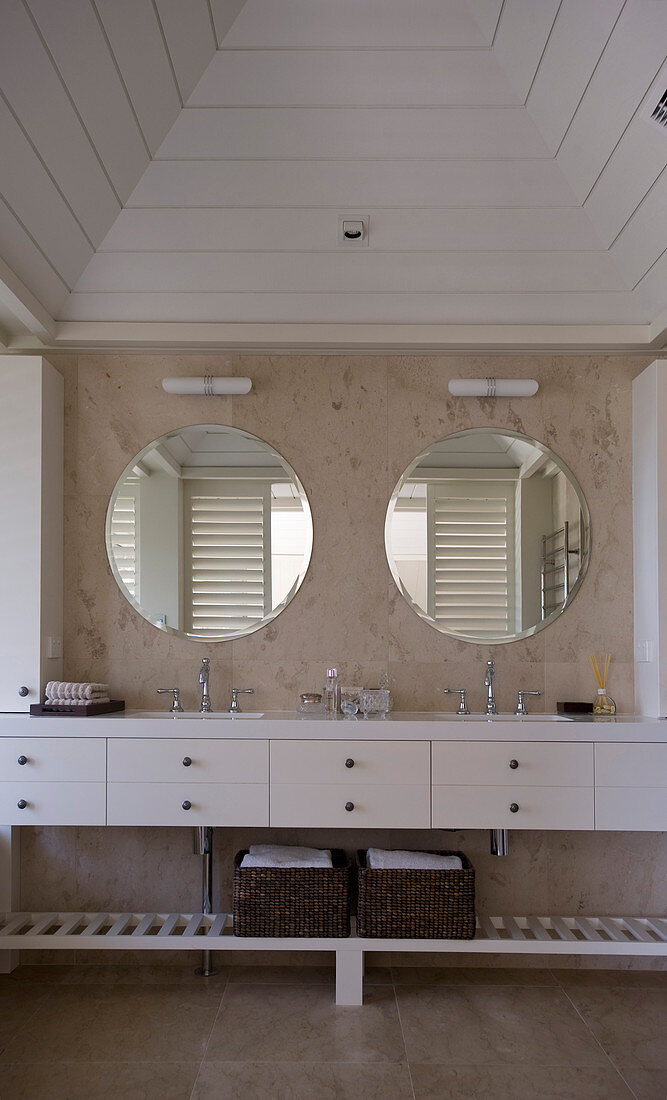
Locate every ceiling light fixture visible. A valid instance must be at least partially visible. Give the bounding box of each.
[162,376,252,396]
[448,378,539,398]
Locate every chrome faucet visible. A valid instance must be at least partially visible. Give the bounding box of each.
[229,688,254,714]
[484,659,497,715]
[199,657,212,713]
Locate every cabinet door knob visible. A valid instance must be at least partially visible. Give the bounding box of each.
[345,801,354,812]
[508,759,519,769]
[17,755,28,766]
[182,800,192,811]
[345,758,355,769]
[18,686,29,697]
[509,802,519,813]
[182,757,192,767]
[17,799,28,810]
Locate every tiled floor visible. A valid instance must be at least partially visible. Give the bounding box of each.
[0,963,665,1099]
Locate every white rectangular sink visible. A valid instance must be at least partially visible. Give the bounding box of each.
[432,713,572,722]
[130,711,264,719]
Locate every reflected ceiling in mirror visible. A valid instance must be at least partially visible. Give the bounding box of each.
[106,425,312,641]
[385,428,591,644]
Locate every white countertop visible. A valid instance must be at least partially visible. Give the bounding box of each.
[1,711,666,742]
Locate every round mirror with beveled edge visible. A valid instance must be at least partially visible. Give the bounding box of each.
[385,427,591,644]
[106,424,313,641]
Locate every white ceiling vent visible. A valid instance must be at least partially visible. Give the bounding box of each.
[641,66,667,133]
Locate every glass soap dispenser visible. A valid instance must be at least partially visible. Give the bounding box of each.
[324,667,340,715]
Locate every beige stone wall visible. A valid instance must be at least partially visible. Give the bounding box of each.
[21,350,667,936]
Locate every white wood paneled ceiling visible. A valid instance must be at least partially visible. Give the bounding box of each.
[0,0,666,351]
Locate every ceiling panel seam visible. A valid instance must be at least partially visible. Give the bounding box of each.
[0,88,96,252]
[581,56,667,207]
[552,0,626,159]
[149,0,183,107]
[633,245,667,293]
[204,0,219,49]
[20,0,123,208]
[607,163,667,253]
[125,203,582,211]
[0,193,70,295]
[89,0,152,160]
[522,0,562,106]
[491,0,506,48]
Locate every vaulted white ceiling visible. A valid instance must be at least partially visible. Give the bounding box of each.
[0,0,666,350]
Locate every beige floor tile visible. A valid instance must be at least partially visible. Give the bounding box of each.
[204,984,406,1063]
[0,984,224,1063]
[616,1066,667,1100]
[555,968,667,988]
[193,1061,415,1099]
[410,1063,634,1099]
[396,985,608,1066]
[60,963,229,986]
[0,964,71,984]
[0,983,53,1047]
[563,988,667,1069]
[391,966,557,986]
[0,1061,199,1099]
[226,964,334,985]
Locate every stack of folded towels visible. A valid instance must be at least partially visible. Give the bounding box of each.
[367,848,462,870]
[240,844,333,868]
[45,682,110,706]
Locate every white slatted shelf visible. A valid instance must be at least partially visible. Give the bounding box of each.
[1,912,665,955]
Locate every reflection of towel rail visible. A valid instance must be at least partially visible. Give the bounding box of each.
[541,521,580,621]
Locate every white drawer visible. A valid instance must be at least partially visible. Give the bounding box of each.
[270,783,430,828]
[433,742,593,787]
[108,738,268,783]
[433,785,594,829]
[595,744,667,788]
[0,781,105,825]
[596,788,667,830]
[270,740,430,785]
[107,782,268,826]
[0,737,105,781]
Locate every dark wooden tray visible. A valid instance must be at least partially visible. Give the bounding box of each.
[30,700,125,717]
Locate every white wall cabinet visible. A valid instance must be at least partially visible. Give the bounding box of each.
[0,357,63,711]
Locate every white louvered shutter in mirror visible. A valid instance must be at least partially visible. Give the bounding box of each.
[427,481,515,639]
[109,478,139,600]
[183,480,272,637]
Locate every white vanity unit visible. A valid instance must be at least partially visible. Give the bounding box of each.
[1,712,666,1004]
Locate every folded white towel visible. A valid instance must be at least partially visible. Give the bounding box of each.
[367,848,463,871]
[46,681,109,701]
[241,844,333,869]
[44,698,110,706]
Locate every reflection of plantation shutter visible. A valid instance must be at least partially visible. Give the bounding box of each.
[183,480,271,637]
[427,481,515,638]
[110,480,139,599]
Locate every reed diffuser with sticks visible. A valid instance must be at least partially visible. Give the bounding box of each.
[589,653,616,716]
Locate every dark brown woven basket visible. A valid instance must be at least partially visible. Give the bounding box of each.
[233,849,351,937]
[356,850,475,939]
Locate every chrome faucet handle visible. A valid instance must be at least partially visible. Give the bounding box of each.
[515,689,541,716]
[157,687,183,713]
[443,688,470,716]
[229,688,254,714]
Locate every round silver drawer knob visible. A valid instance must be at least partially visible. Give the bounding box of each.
[182,800,192,811]
[509,802,519,813]
[17,799,28,810]
[345,801,354,812]
[345,758,355,769]
[182,757,192,767]
[18,687,29,697]
[17,755,28,766]
[509,759,519,769]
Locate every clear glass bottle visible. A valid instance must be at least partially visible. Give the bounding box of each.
[324,667,340,715]
[593,688,616,716]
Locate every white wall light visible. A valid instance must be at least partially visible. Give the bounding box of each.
[448,378,539,398]
[162,376,252,396]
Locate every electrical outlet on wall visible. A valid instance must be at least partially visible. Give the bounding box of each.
[47,636,62,658]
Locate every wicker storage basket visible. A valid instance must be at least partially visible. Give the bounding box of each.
[233,849,351,937]
[356,850,476,939]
